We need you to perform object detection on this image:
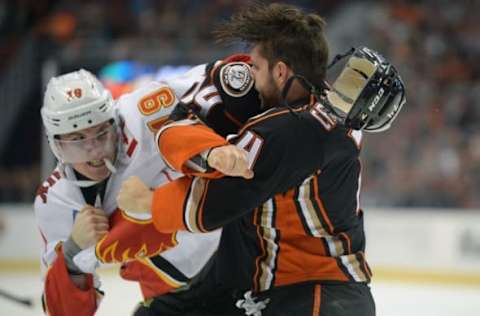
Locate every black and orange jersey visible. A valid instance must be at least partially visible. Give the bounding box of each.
[153,92,372,292]
[157,54,262,176]
[167,54,262,138]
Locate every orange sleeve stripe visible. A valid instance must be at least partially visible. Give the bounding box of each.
[312,284,321,316]
[312,176,334,234]
[253,227,267,291]
[358,251,373,277]
[196,179,211,232]
[339,232,352,254]
[238,106,306,135]
[158,124,229,173]
[151,177,192,233]
[223,110,243,127]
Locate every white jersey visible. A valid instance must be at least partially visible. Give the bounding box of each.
[35,80,220,282]
[159,63,208,99]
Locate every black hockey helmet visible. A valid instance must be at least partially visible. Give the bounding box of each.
[323,46,406,132]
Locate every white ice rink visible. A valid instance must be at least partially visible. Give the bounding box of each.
[1,207,479,315]
[1,270,479,316]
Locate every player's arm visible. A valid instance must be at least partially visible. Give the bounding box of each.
[156,118,229,177]
[41,242,101,316]
[152,109,331,233]
[150,126,286,233]
[94,208,177,264]
[156,54,261,177]
[119,112,326,233]
[35,194,108,316]
[94,209,184,298]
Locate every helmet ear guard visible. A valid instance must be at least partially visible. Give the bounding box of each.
[324,46,406,133]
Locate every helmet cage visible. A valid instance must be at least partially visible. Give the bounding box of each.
[325,47,406,133]
[51,121,117,164]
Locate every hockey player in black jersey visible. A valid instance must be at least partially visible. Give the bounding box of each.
[118,3,405,316]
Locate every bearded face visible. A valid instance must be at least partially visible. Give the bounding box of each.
[250,46,283,109]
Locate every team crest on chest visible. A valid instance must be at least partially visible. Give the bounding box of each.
[220,62,254,97]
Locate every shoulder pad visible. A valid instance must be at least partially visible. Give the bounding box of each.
[219,62,254,98]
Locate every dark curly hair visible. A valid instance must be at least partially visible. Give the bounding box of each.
[215,2,329,89]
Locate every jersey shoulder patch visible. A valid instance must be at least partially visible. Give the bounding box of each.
[219,62,254,97]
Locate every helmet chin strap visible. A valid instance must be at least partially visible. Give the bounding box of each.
[281,75,297,106]
[60,164,100,187]
[71,179,100,188]
[281,74,328,108]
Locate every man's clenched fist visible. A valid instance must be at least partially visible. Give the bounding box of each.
[71,206,109,249]
[207,145,254,179]
[117,176,153,213]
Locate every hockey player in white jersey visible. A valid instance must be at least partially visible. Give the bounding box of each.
[34,69,220,316]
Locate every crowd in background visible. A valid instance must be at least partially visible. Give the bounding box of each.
[359,0,480,207]
[0,0,479,208]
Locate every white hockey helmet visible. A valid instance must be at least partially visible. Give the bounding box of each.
[41,69,117,164]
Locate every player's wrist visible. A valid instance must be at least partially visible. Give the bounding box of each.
[63,236,83,275]
[201,148,216,172]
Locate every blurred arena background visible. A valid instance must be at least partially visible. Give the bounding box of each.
[0,0,479,315]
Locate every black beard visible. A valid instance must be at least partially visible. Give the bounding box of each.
[259,89,282,110]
